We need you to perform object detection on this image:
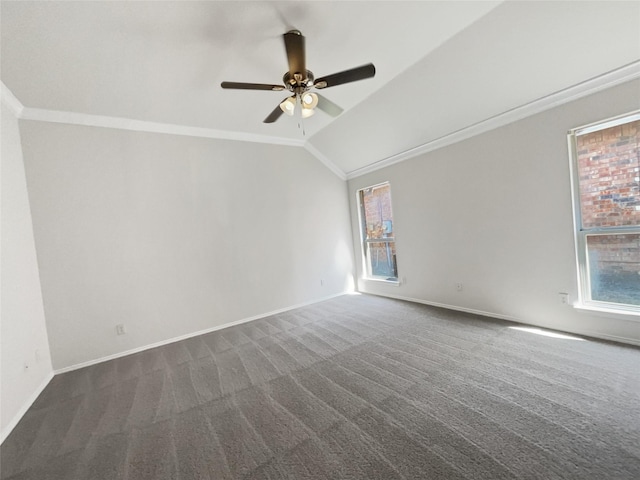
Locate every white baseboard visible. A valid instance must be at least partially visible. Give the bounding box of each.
[574,331,640,347]
[1,371,54,444]
[54,292,349,374]
[367,292,640,347]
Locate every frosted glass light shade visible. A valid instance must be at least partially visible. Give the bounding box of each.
[279,96,296,116]
[301,92,318,109]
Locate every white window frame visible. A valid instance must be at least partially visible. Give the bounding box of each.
[568,111,640,316]
[357,181,399,284]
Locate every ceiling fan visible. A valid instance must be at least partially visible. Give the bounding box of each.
[221,30,376,123]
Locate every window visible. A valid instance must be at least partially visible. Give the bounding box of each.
[357,182,398,282]
[569,112,640,313]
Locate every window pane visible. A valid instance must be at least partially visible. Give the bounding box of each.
[366,241,397,278]
[587,233,640,306]
[361,183,394,240]
[576,120,640,229]
[359,182,398,281]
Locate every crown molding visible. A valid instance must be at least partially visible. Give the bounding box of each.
[0,83,345,179]
[1,83,349,179]
[0,82,304,147]
[1,82,24,117]
[7,60,638,182]
[18,105,348,179]
[303,142,347,180]
[345,60,640,180]
[18,107,306,147]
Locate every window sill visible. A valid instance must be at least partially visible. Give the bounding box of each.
[573,303,640,322]
[362,277,400,286]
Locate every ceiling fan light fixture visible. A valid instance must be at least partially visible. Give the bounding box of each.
[301,92,318,110]
[221,30,375,124]
[279,96,296,116]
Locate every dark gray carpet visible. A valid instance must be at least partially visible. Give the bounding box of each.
[2,294,639,479]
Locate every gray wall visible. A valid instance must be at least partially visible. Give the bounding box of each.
[20,122,354,370]
[1,103,53,440]
[348,79,640,345]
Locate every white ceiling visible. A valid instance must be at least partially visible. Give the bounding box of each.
[2,1,640,177]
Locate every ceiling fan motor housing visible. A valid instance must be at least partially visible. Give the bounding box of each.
[283,70,315,93]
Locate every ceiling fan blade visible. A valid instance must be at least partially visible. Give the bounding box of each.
[316,94,344,117]
[283,30,306,78]
[314,63,376,89]
[263,98,289,123]
[221,81,285,91]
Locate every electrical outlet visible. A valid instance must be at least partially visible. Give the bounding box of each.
[559,292,569,305]
[456,283,463,292]
[116,324,126,335]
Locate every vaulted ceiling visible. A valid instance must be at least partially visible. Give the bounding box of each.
[2,1,639,178]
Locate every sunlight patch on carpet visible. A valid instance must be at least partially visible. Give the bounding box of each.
[508,326,586,341]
